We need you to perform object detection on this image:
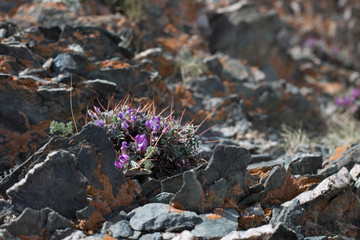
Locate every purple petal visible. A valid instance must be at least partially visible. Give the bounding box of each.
[121,141,128,150]
[135,134,146,144]
[121,121,129,130]
[131,115,137,122]
[152,124,160,132]
[119,153,129,164]
[96,119,104,128]
[94,106,101,114]
[152,116,160,124]
[162,124,168,133]
[114,160,123,170]
[353,89,360,99]
[138,139,148,152]
[145,120,151,129]
[88,110,96,119]
[343,97,351,106]
[335,98,342,106]
[118,112,124,119]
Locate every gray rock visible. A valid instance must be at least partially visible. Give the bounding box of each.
[170,170,203,213]
[286,154,322,175]
[107,220,134,238]
[139,232,162,240]
[161,174,183,194]
[2,207,71,237]
[203,55,223,75]
[76,205,97,220]
[52,53,89,75]
[70,124,127,197]
[6,150,88,218]
[262,166,287,192]
[191,209,239,239]
[84,79,119,97]
[149,192,175,204]
[318,164,340,177]
[350,163,360,180]
[0,201,18,224]
[189,76,225,97]
[0,229,16,240]
[283,167,353,207]
[141,178,161,198]
[209,5,281,67]
[172,230,195,240]
[271,199,304,239]
[304,236,328,240]
[221,224,275,240]
[268,223,298,240]
[49,227,76,240]
[127,203,202,231]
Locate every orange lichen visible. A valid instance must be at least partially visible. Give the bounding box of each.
[328,144,350,162]
[174,85,195,107]
[102,235,116,240]
[77,211,105,231]
[206,208,224,219]
[15,235,46,240]
[98,60,131,69]
[156,34,189,54]
[262,175,301,205]
[238,215,265,230]
[0,55,15,73]
[248,166,273,182]
[1,119,51,165]
[169,202,185,213]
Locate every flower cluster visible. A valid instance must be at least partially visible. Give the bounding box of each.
[86,102,203,178]
[335,89,360,112]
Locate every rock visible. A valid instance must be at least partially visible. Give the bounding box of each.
[172,230,195,240]
[238,203,266,230]
[283,167,353,207]
[209,5,281,67]
[303,236,328,240]
[139,232,162,240]
[262,166,287,192]
[1,207,72,237]
[271,199,304,239]
[191,208,239,239]
[76,205,97,220]
[6,150,88,218]
[49,228,75,240]
[350,163,360,180]
[170,170,203,213]
[0,201,18,224]
[149,192,175,204]
[189,75,225,97]
[161,174,184,194]
[268,223,298,240]
[83,79,120,97]
[0,229,16,240]
[106,220,134,238]
[286,154,323,175]
[203,55,223,76]
[52,53,90,75]
[221,224,275,240]
[127,203,202,232]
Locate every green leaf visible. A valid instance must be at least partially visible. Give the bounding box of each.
[145,146,156,159]
[143,160,154,170]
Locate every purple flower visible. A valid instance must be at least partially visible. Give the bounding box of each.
[332,47,340,56]
[130,114,137,122]
[114,160,123,170]
[135,134,148,152]
[353,89,360,100]
[121,141,128,150]
[335,98,343,106]
[152,116,160,124]
[162,124,168,133]
[304,36,316,48]
[94,106,101,114]
[119,153,129,163]
[121,120,129,130]
[88,110,96,119]
[145,120,151,129]
[96,119,104,128]
[152,123,160,132]
[126,108,133,114]
[343,97,351,106]
[118,112,124,119]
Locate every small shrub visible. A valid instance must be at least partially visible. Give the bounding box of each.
[176,49,207,82]
[280,124,311,153]
[86,98,204,178]
[49,121,74,137]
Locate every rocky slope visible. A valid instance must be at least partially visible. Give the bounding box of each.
[1,0,360,239]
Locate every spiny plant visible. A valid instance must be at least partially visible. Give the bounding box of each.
[86,96,207,178]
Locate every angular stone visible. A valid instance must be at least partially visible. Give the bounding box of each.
[149,192,175,204]
[191,209,239,239]
[283,167,352,207]
[139,232,162,240]
[107,220,134,238]
[170,170,203,213]
[6,150,88,218]
[0,229,16,240]
[161,174,184,194]
[172,230,195,240]
[127,203,201,232]
[268,223,298,240]
[286,154,322,175]
[2,207,71,237]
[221,224,275,240]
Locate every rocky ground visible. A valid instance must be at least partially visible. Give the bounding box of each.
[1,0,360,239]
